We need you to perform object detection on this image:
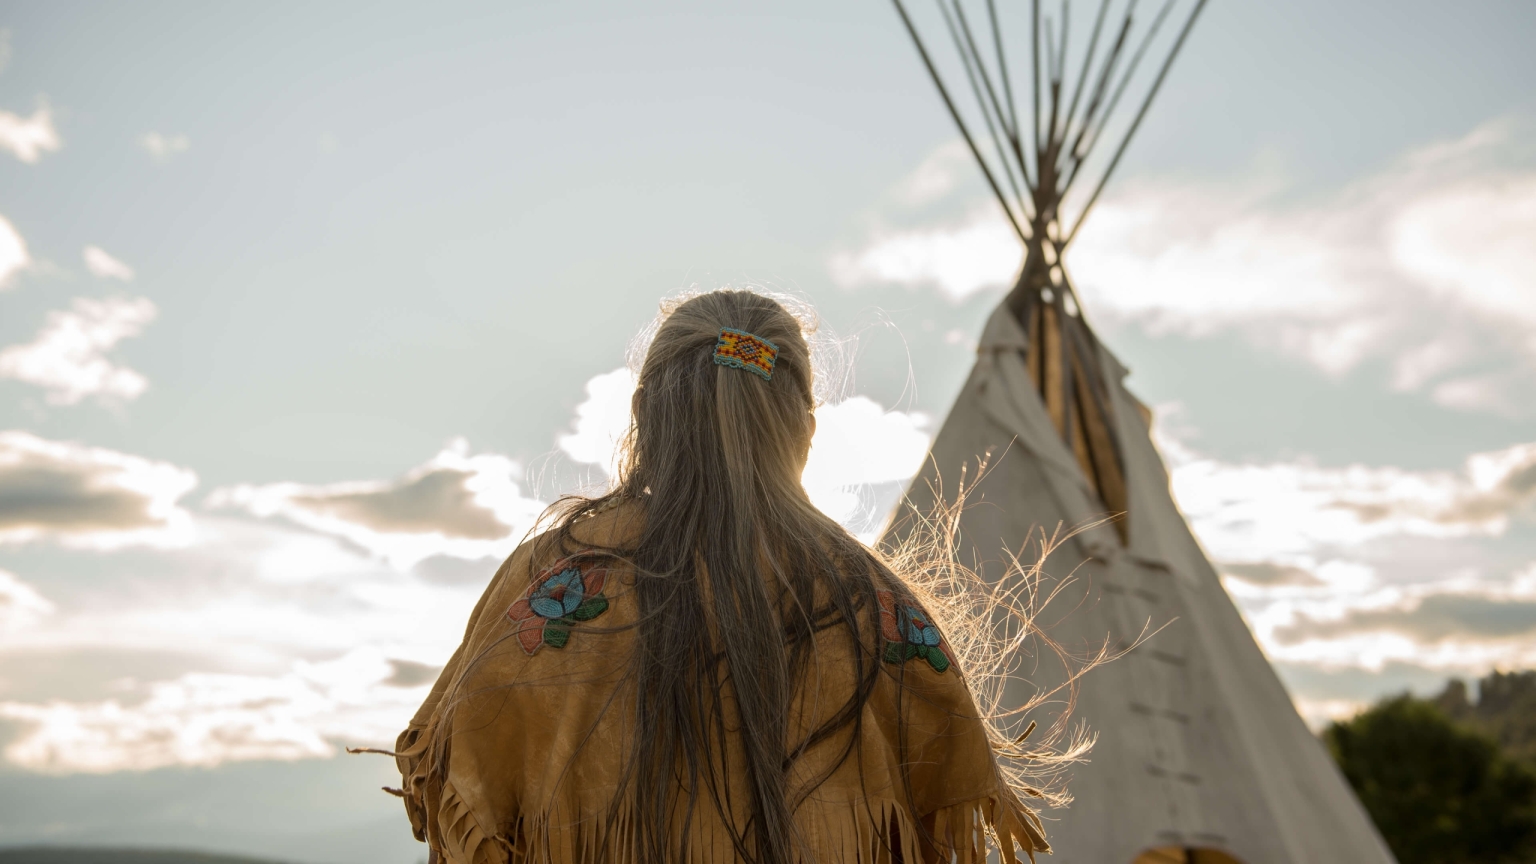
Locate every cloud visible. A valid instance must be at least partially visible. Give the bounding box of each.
[557,366,637,478]
[0,370,930,775]
[0,649,427,773]
[0,520,483,773]
[208,440,546,568]
[0,568,54,629]
[1292,698,1371,730]
[1156,413,1536,562]
[803,396,933,526]
[138,132,189,161]
[1391,176,1536,331]
[0,213,29,289]
[1221,561,1323,588]
[1153,409,1536,692]
[0,296,158,405]
[0,431,196,548]
[0,517,477,665]
[1247,564,1536,675]
[0,508,488,774]
[1275,591,1536,646]
[833,117,1536,409]
[296,471,509,539]
[830,206,1019,302]
[384,659,441,688]
[82,246,135,281]
[410,553,503,586]
[892,139,976,207]
[0,102,60,164]
[555,367,933,528]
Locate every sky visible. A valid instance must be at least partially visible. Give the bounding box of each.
[0,0,1534,860]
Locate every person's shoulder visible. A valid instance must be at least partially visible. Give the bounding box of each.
[567,496,645,549]
[494,498,640,573]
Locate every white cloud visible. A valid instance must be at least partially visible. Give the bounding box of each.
[0,649,427,773]
[0,213,28,289]
[1246,567,1536,677]
[554,367,933,529]
[139,131,189,161]
[0,296,158,405]
[892,139,975,207]
[0,102,60,164]
[834,117,1536,408]
[0,499,489,774]
[0,568,54,629]
[0,497,484,774]
[208,440,546,569]
[1293,697,1369,730]
[557,366,637,478]
[0,374,936,773]
[0,520,476,669]
[1066,178,1370,338]
[830,205,1019,302]
[1155,410,1536,695]
[82,246,135,281]
[803,396,933,526]
[1156,412,1536,562]
[0,431,196,548]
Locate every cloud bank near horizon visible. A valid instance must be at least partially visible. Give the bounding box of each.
[0,366,942,773]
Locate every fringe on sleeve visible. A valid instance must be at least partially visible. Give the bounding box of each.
[925,791,1050,864]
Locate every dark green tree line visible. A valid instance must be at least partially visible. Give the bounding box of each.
[1324,683,1536,864]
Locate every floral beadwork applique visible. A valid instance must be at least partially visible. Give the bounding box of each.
[506,555,611,654]
[877,590,954,674]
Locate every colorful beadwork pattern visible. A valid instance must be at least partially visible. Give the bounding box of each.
[713,328,779,381]
[506,554,611,654]
[877,590,954,674]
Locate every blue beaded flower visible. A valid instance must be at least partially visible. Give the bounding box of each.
[878,590,953,674]
[507,556,610,654]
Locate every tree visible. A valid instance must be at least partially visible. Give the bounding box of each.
[1325,696,1536,864]
[1437,671,1536,770]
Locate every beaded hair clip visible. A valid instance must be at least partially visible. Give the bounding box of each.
[713,328,779,381]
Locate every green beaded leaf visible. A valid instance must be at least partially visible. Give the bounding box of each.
[543,622,573,649]
[920,645,951,674]
[882,640,951,674]
[571,596,609,622]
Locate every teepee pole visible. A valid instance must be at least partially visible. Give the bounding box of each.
[1065,0,1170,190]
[891,0,1031,244]
[1064,0,1207,246]
[1059,0,1113,167]
[986,0,1036,190]
[1032,0,1042,155]
[938,0,1032,223]
[1064,9,1133,179]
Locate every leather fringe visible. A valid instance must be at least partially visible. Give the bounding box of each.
[392,714,1048,863]
[407,784,1046,864]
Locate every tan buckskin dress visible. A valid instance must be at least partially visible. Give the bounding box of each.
[394,503,1048,863]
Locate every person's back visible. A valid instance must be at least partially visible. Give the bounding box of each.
[391,291,1049,863]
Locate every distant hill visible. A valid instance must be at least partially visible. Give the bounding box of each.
[0,850,288,864]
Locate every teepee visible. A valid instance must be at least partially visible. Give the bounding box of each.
[882,3,1396,863]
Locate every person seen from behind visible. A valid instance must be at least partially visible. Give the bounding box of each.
[386,290,1067,863]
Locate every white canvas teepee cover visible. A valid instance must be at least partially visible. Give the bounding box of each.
[887,304,1397,864]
